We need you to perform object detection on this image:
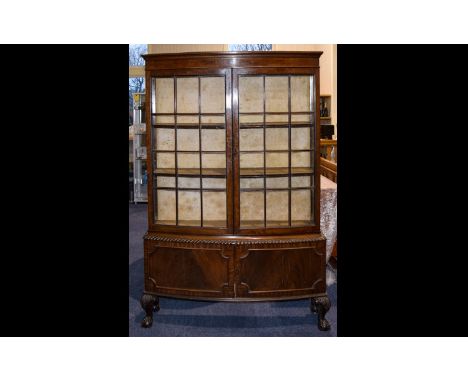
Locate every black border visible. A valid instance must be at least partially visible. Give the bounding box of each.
[337,44,466,336]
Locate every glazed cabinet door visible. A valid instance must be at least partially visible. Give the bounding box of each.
[232,68,321,235]
[147,68,233,234]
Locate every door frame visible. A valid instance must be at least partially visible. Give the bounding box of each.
[146,67,234,234]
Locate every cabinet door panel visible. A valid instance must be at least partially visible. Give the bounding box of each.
[147,245,232,298]
[237,246,325,298]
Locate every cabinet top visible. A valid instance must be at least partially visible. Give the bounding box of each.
[143,51,323,70]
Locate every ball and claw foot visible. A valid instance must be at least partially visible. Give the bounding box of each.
[311,296,331,331]
[140,294,158,328]
[141,316,153,328]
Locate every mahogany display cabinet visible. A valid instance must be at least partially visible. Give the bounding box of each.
[140,51,331,331]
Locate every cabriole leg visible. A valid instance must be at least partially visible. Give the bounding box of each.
[140,294,157,328]
[311,296,331,331]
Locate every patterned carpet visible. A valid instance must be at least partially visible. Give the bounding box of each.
[129,203,337,336]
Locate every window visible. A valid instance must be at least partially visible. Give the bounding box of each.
[228,44,272,51]
[129,44,147,125]
[129,44,147,66]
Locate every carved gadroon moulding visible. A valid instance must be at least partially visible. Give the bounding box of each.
[144,234,326,246]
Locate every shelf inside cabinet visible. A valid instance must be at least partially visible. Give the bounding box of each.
[240,187,313,192]
[240,167,313,177]
[240,122,314,129]
[154,150,225,154]
[155,187,226,192]
[153,123,225,129]
[155,220,226,227]
[239,149,312,154]
[240,220,312,228]
[154,168,226,177]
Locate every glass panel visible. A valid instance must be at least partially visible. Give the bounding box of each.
[291,189,312,225]
[291,128,310,150]
[265,114,288,123]
[240,114,263,124]
[177,115,198,124]
[291,176,312,188]
[177,129,199,151]
[202,178,226,189]
[240,191,264,227]
[266,152,288,167]
[153,115,175,124]
[201,115,225,124]
[266,191,289,226]
[240,178,263,189]
[178,177,200,189]
[266,177,288,189]
[240,129,263,151]
[156,176,175,188]
[201,129,225,151]
[290,76,311,112]
[203,192,226,227]
[156,190,176,223]
[240,153,263,168]
[178,191,201,225]
[265,128,288,150]
[291,113,312,123]
[176,77,198,113]
[155,78,174,114]
[291,152,311,167]
[155,128,175,150]
[201,77,225,113]
[239,76,263,113]
[156,153,175,168]
[202,153,226,168]
[265,76,288,112]
[178,153,199,168]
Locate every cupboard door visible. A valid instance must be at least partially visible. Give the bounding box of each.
[145,244,234,298]
[236,245,326,299]
[233,68,320,234]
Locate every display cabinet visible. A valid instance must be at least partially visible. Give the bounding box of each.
[141,52,330,331]
[132,93,148,203]
[129,134,134,202]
